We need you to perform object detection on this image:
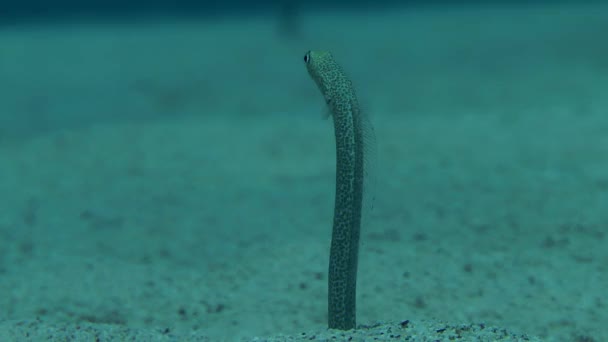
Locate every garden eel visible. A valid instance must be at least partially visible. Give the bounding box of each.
[304,50,374,330]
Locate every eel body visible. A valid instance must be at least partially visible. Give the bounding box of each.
[304,50,372,330]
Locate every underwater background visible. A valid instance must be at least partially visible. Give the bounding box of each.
[1,0,607,341]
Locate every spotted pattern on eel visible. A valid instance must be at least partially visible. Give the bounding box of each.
[304,50,374,330]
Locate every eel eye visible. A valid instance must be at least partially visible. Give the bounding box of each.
[304,52,310,63]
